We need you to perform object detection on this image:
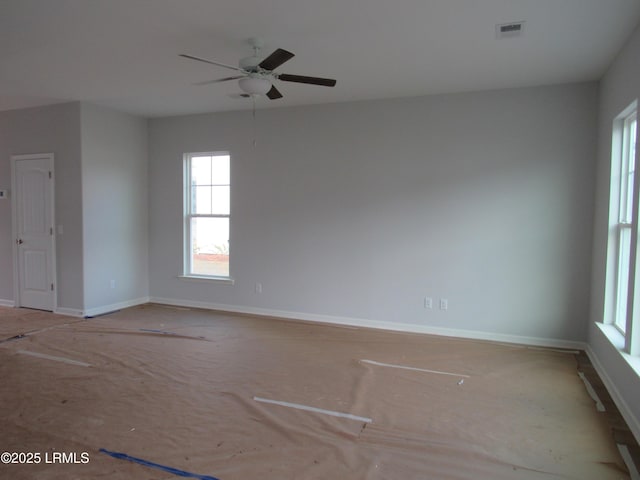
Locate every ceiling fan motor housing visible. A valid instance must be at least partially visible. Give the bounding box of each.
[239,56,263,72]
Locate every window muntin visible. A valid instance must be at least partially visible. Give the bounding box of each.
[184,153,230,278]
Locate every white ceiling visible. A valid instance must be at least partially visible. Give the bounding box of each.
[1,0,639,118]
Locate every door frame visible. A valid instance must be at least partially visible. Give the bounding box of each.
[11,153,57,311]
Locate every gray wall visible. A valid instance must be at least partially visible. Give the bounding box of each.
[0,102,148,315]
[589,23,640,434]
[0,102,84,312]
[80,103,149,313]
[149,82,597,342]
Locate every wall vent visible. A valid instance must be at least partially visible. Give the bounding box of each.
[496,21,524,38]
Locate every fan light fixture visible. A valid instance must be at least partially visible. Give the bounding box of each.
[238,76,271,95]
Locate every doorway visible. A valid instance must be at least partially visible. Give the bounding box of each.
[11,153,56,311]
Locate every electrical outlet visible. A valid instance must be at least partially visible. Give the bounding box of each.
[255,282,262,294]
[110,280,116,289]
[424,297,433,309]
[439,298,448,311]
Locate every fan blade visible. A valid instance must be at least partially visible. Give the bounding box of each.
[194,75,246,86]
[179,54,242,72]
[278,74,336,87]
[266,85,283,100]
[259,48,294,71]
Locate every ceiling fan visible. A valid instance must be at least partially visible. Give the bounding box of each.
[180,37,336,99]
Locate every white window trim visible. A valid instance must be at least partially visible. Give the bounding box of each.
[626,109,639,355]
[178,274,235,285]
[606,102,638,357]
[183,151,233,282]
[596,323,640,378]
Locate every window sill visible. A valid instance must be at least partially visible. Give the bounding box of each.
[178,275,235,285]
[596,322,640,377]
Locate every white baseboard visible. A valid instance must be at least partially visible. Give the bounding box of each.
[585,344,640,444]
[53,307,85,317]
[0,300,84,317]
[83,296,150,318]
[149,296,586,350]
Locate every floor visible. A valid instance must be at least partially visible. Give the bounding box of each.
[0,304,633,479]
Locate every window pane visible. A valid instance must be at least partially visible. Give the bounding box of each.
[192,186,212,214]
[622,116,637,223]
[191,156,212,186]
[615,226,631,333]
[190,217,229,277]
[185,152,231,278]
[624,170,634,223]
[211,155,230,185]
[630,118,636,175]
[211,186,230,214]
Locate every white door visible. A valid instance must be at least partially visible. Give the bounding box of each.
[12,154,56,311]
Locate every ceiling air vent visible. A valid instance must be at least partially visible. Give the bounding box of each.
[496,21,524,38]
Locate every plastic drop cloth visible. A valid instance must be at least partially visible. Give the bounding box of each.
[0,304,630,479]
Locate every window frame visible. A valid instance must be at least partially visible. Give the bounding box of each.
[182,151,233,283]
[607,102,638,355]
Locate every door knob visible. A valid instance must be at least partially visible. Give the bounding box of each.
[16,238,23,244]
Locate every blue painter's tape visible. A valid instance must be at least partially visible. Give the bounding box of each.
[99,449,221,480]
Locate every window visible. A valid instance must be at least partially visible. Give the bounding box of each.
[607,103,637,353]
[614,111,636,333]
[184,152,230,279]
